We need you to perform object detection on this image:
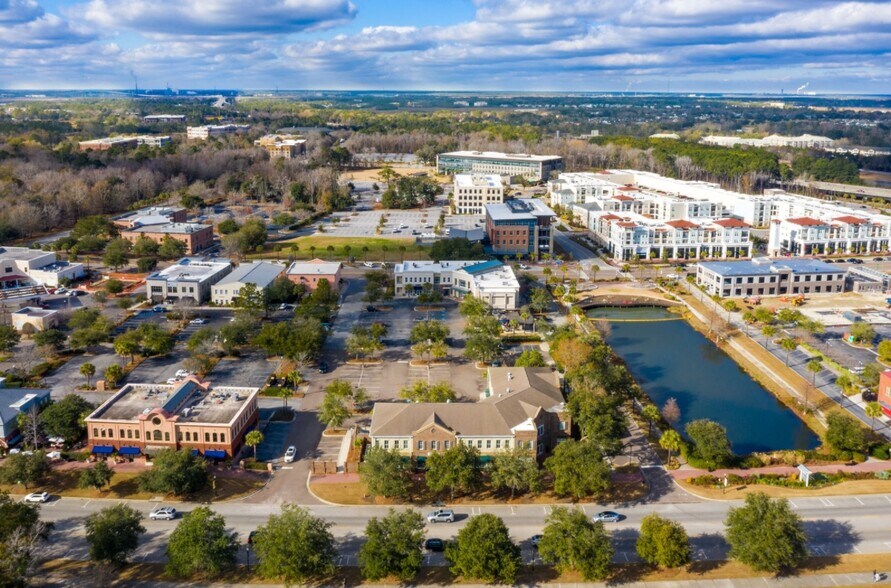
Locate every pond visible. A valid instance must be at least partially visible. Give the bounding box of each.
[589,306,820,454]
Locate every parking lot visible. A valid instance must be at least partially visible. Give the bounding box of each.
[319,206,446,239]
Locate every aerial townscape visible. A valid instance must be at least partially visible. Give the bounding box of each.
[3,2,891,588]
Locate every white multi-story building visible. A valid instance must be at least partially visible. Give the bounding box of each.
[393,260,520,310]
[700,134,834,149]
[146,258,233,303]
[0,247,84,295]
[696,258,845,298]
[186,125,251,140]
[211,261,285,305]
[437,151,563,181]
[453,174,503,214]
[546,172,619,208]
[143,115,186,123]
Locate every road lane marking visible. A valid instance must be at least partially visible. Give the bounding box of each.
[789,500,798,508]
[510,506,515,515]
[885,496,891,504]
[854,497,864,505]
[81,500,91,509]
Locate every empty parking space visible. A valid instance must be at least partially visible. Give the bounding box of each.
[211,350,275,387]
[313,206,447,239]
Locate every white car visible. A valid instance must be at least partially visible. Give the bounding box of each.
[175,370,192,378]
[23,491,49,503]
[189,318,208,325]
[363,262,376,268]
[149,506,178,521]
[518,264,530,270]
[166,377,181,385]
[283,446,297,463]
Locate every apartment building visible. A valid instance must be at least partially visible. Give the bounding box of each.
[285,259,342,291]
[546,172,620,208]
[136,135,172,147]
[186,124,251,140]
[485,199,556,259]
[369,367,569,463]
[878,371,891,417]
[145,257,233,303]
[696,257,845,298]
[85,378,259,458]
[437,151,563,181]
[393,259,520,310]
[701,134,834,149]
[121,222,214,254]
[0,247,84,295]
[78,137,139,152]
[211,261,285,305]
[453,174,504,214]
[254,134,306,159]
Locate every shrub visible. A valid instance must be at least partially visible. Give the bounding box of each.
[739,455,764,469]
[851,451,867,463]
[870,444,890,460]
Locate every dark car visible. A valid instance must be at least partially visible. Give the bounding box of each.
[317,361,329,373]
[874,257,885,262]
[852,259,864,265]
[425,538,445,552]
[823,259,834,263]
[366,305,378,312]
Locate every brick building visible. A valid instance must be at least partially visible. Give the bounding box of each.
[121,222,214,254]
[485,199,556,259]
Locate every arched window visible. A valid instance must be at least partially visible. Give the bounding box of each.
[212,433,218,443]
[153,430,162,441]
[164,432,170,442]
[219,433,225,443]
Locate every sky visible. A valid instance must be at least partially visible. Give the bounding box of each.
[2,0,891,93]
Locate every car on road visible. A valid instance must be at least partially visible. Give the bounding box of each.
[851,259,864,264]
[56,287,67,294]
[426,509,455,523]
[592,511,622,523]
[23,491,49,503]
[363,262,376,268]
[278,303,292,311]
[175,369,192,378]
[149,506,177,520]
[531,534,543,547]
[874,257,885,262]
[152,305,166,312]
[189,318,208,325]
[518,264,530,270]
[424,538,445,551]
[166,378,181,385]
[366,305,378,312]
[283,446,297,463]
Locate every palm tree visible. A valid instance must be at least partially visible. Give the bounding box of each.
[780,337,798,365]
[865,401,882,431]
[362,246,370,262]
[245,430,264,460]
[761,325,777,348]
[309,245,317,259]
[659,430,682,466]
[805,357,823,412]
[381,244,389,262]
[80,362,96,388]
[326,245,335,260]
[398,245,406,262]
[343,245,352,260]
[642,405,661,437]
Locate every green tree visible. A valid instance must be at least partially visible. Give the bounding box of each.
[568,390,626,457]
[685,419,732,469]
[642,404,661,437]
[538,506,613,581]
[102,238,130,270]
[33,328,67,351]
[72,215,116,240]
[253,505,337,583]
[659,430,683,466]
[40,394,94,444]
[825,412,867,454]
[514,348,546,367]
[529,287,551,314]
[358,509,425,581]
[245,430,264,460]
[865,402,882,431]
[104,364,124,388]
[113,330,143,362]
[136,449,208,495]
[79,362,96,387]
[84,504,145,567]
[445,514,520,584]
[78,461,114,491]
[725,493,807,573]
[218,218,239,234]
[0,451,49,488]
[232,282,268,316]
[806,358,823,388]
[849,322,876,345]
[0,489,51,586]
[780,337,798,365]
[425,443,481,500]
[761,324,777,347]
[318,380,360,428]
[131,235,160,257]
[158,234,187,259]
[489,448,542,499]
[166,506,238,579]
[458,294,488,318]
[0,325,21,351]
[636,514,691,568]
[410,320,449,345]
[545,439,611,500]
[360,446,412,499]
[399,381,456,403]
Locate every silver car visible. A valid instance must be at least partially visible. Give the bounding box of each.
[426,509,455,523]
[149,506,178,521]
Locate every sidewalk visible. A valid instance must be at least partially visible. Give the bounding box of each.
[669,458,891,480]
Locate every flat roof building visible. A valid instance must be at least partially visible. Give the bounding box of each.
[187,124,251,140]
[85,377,259,458]
[394,259,520,310]
[485,199,556,259]
[286,259,343,291]
[0,380,51,449]
[114,206,188,229]
[696,257,845,298]
[11,307,59,333]
[212,261,286,305]
[121,222,214,254]
[0,247,84,294]
[143,115,186,123]
[437,151,563,182]
[146,257,232,303]
[453,174,504,215]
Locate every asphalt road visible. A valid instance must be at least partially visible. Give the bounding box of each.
[30,492,891,565]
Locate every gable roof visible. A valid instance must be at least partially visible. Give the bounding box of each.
[786,217,825,226]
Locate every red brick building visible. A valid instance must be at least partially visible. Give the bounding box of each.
[121,223,214,254]
[879,370,891,417]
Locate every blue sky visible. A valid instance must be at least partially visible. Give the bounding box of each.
[2,0,891,93]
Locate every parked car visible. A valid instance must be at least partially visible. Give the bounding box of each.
[531,534,543,547]
[823,259,835,263]
[166,378,180,385]
[424,538,445,551]
[278,303,292,311]
[152,305,166,313]
[851,259,864,265]
[149,506,177,521]
[518,264,530,270]
[283,446,297,463]
[426,509,455,523]
[189,318,208,325]
[366,305,378,312]
[317,361,329,374]
[363,262,376,268]
[23,491,49,503]
[175,370,193,378]
[874,257,885,262]
[592,511,622,523]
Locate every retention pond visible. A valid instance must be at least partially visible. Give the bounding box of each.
[589,306,820,454]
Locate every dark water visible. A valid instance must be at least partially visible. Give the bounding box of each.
[591,307,820,454]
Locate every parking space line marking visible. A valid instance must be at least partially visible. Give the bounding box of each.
[789,500,798,508]
[82,500,91,508]
[820,498,834,507]
[884,496,891,504]
[854,497,864,505]
[510,506,516,515]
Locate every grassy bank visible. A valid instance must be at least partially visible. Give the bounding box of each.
[253,236,429,262]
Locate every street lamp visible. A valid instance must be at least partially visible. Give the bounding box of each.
[246,545,251,571]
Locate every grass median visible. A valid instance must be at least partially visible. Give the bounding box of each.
[255,236,429,262]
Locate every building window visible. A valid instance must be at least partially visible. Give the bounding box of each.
[177,432,183,441]
[537,425,544,437]
[486,440,492,449]
[164,432,170,442]
[495,440,501,449]
[403,440,408,449]
[383,440,389,449]
[444,441,451,450]
[93,428,98,437]
[205,433,210,442]
[153,430,162,441]
[119,429,125,438]
[220,433,225,443]
[504,440,510,449]
[212,433,218,443]
[477,440,482,448]
[559,421,567,431]
[418,440,425,451]
[127,429,133,439]
[135,430,140,439]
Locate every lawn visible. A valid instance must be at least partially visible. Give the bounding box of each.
[2,469,266,502]
[679,477,891,500]
[38,554,891,586]
[253,236,429,262]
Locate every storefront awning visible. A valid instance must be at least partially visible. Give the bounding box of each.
[91,445,114,454]
[118,446,141,455]
[191,449,201,456]
[205,450,227,459]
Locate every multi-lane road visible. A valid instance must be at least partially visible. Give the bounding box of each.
[30,491,891,566]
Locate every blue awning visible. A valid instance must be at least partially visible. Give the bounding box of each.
[118,446,141,455]
[191,449,201,456]
[205,450,227,459]
[91,445,114,454]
